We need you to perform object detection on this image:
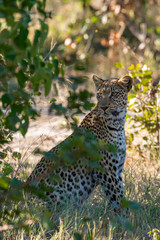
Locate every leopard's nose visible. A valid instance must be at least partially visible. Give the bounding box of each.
[111,111,119,116]
[101,106,108,111]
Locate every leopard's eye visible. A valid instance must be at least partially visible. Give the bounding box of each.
[110,89,119,97]
[97,92,102,99]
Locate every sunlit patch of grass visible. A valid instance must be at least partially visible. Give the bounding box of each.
[2,161,159,240]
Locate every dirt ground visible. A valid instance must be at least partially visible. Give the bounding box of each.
[9,100,72,177]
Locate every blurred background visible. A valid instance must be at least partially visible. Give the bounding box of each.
[39,0,160,81]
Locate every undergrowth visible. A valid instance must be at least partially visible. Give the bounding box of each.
[1,159,160,240]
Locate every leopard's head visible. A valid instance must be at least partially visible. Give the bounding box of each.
[93,75,132,119]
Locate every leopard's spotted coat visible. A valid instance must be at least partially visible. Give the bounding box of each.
[27,75,132,211]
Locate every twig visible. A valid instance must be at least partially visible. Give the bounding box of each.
[43,37,57,61]
[1,106,10,121]
[122,13,146,43]
[120,40,142,64]
[116,21,126,39]
[85,27,96,54]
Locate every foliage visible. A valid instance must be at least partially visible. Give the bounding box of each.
[126,64,159,157]
[113,63,159,148]
[148,229,160,240]
[128,64,158,133]
[0,0,50,136]
[0,0,94,140]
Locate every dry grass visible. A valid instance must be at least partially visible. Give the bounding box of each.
[1,100,160,240]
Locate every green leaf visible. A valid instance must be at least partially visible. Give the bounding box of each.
[143,136,148,141]
[0,29,9,42]
[73,232,83,240]
[128,64,135,70]
[122,220,134,233]
[91,16,98,23]
[49,102,67,115]
[11,177,23,187]
[12,151,21,159]
[2,163,13,176]
[128,94,136,100]
[76,36,82,42]
[114,62,123,68]
[9,189,24,201]
[0,151,7,159]
[141,78,150,85]
[60,61,65,77]
[41,211,54,230]
[83,101,94,110]
[0,177,10,190]
[135,64,140,70]
[74,63,86,71]
[143,86,149,93]
[36,91,41,96]
[106,144,118,153]
[20,115,29,136]
[82,217,91,222]
[39,20,48,47]
[155,27,160,35]
[2,93,14,108]
[14,24,29,49]
[44,76,52,96]
[50,98,56,103]
[53,58,59,76]
[129,133,134,142]
[16,69,28,88]
[32,30,41,54]
[121,198,140,211]
[128,201,140,211]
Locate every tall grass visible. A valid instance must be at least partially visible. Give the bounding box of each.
[2,157,160,240]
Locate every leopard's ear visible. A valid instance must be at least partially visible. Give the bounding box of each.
[93,75,104,90]
[119,75,132,91]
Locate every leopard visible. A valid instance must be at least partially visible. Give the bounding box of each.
[27,74,132,213]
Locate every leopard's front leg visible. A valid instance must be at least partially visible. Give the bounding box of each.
[102,173,124,210]
[102,173,130,217]
[93,171,128,214]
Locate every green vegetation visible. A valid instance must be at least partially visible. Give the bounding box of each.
[0,0,159,239]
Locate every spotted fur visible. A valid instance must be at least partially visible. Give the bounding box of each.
[27,75,132,211]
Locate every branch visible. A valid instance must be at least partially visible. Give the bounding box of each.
[43,38,57,61]
[1,106,10,121]
[122,13,146,43]
[116,21,126,39]
[85,27,96,54]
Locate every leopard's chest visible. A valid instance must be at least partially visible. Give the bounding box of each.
[91,123,126,148]
[90,123,126,174]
